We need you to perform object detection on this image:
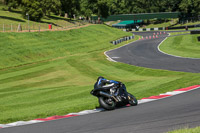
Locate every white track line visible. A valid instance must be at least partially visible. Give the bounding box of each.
[104,38,140,63]
[1,32,200,129]
[0,86,200,129]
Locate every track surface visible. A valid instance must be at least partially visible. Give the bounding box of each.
[106,31,200,73]
[1,88,200,133]
[2,31,200,133]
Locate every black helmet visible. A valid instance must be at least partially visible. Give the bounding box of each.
[97,76,104,81]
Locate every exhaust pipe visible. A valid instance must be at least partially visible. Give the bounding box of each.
[99,91,118,102]
[99,91,112,98]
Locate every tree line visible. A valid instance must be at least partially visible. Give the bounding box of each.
[2,0,200,21]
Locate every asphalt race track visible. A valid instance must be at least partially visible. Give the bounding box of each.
[1,31,200,133]
[106,31,200,73]
[1,88,200,133]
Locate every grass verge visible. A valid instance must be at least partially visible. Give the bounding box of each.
[0,25,200,124]
[159,33,200,58]
[167,126,200,133]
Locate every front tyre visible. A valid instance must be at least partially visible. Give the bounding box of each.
[99,97,116,110]
[127,93,138,106]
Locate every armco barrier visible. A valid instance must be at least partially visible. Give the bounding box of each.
[198,36,200,41]
[111,35,135,45]
[191,30,200,34]
[168,24,200,30]
[134,27,165,31]
[125,24,200,32]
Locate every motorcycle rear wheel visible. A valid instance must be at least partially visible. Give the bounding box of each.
[99,97,116,110]
[127,93,138,106]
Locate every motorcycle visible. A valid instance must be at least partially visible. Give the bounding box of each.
[90,80,138,110]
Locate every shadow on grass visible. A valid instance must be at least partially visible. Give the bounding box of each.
[39,20,61,27]
[47,15,69,21]
[0,16,25,22]
[40,16,76,28]
[1,7,22,14]
[9,10,22,14]
[46,15,75,24]
[144,19,179,28]
[168,22,179,28]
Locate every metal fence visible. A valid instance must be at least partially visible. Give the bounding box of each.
[0,20,90,32]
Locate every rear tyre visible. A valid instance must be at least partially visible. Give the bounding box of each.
[99,97,116,110]
[127,93,138,106]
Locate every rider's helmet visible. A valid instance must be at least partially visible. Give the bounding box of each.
[97,76,104,82]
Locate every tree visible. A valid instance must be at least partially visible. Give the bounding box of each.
[107,0,126,15]
[80,0,110,19]
[97,0,109,18]
[3,0,22,11]
[40,0,61,16]
[22,0,43,21]
[60,0,80,18]
[80,0,93,19]
[160,0,182,12]
[179,0,200,17]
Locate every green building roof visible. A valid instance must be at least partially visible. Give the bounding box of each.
[92,12,181,21]
[112,20,142,27]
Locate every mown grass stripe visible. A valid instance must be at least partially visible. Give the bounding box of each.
[160,33,200,58]
[0,25,199,124]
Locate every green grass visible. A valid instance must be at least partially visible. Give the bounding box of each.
[166,26,200,31]
[105,21,120,26]
[141,18,200,29]
[173,21,200,27]
[145,20,176,28]
[0,25,200,124]
[167,126,200,133]
[0,3,86,32]
[159,33,200,58]
[169,32,190,36]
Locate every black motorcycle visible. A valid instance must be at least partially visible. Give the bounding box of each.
[90,80,138,110]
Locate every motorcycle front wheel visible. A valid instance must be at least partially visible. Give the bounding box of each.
[99,97,116,110]
[127,93,138,106]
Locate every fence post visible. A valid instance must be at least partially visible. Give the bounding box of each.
[39,24,40,34]
[11,24,13,31]
[17,23,22,32]
[3,24,4,32]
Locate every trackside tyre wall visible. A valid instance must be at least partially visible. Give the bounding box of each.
[111,35,135,45]
[99,97,116,110]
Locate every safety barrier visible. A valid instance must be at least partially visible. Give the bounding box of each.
[132,27,165,31]
[198,36,200,41]
[111,35,135,45]
[131,24,200,32]
[191,30,200,34]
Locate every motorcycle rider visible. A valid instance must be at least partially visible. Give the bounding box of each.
[96,76,119,90]
[91,76,138,110]
[96,76,127,94]
[95,76,128,101]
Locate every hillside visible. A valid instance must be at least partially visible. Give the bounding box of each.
[0,24,200,124]
[0,3,87,32]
